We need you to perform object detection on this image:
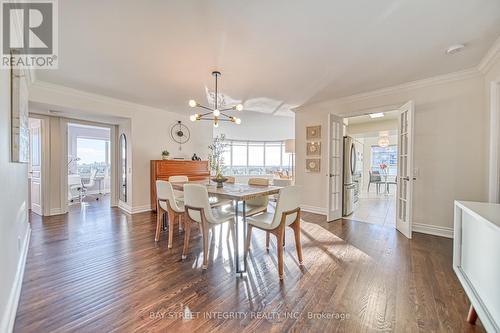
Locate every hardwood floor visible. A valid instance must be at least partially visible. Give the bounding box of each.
[14,199,484,332]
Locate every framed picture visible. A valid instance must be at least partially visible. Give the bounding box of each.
[306,158,321,172]
[306,142,321,156]
[11,62,30,163]
[306,125,321,140]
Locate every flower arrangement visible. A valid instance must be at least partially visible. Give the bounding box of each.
[208,134,228,180]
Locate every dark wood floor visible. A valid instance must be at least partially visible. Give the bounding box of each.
[14,198,483,332]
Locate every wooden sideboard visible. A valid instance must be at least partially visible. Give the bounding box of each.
[150,160,210,212]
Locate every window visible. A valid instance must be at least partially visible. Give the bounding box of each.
[371,145,397,175]
[76,137,111,176]
[221,140,291,175]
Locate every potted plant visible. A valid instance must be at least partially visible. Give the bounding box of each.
[161,150,170,160]
[208,134,229,188]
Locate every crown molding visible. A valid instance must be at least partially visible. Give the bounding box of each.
[31,80,170,115]
[478,35,500,74]
[334,67,480,105]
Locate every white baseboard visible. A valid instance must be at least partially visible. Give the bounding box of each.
[1,223,31,333]
[413,223,453,239]
[49,208,65,216]
[118,202,151,214]
[131,204,152,214]
[300,205,326,215]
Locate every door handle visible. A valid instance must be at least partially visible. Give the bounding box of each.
[401,177,416,181]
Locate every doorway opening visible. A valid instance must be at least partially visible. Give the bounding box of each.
[342,110,399,227]
[327,101,415,238]
[67,122,111,209]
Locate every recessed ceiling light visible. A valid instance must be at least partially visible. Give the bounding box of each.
[369,112,384,119]
[446,44,465,55]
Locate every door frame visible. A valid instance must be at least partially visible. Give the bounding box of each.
[326,113,344,221]
[489,80,500,203]
[61,118,119,213]
[338,101,414,233]
[28,114,50,216]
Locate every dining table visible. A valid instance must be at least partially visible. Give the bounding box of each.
[171,179,282,276]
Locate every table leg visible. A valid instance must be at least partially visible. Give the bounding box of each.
[234,200,247,275]
[235,200,240,274]
[466,305,478,324]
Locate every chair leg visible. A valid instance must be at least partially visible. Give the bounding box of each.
[155,208,163,242]
[276,230,285,280]
[367,182,371,192]
[167,211,175,249]
[290,220,303,265]
[182,219,191,260]
[265,231,270,252]
[201,221,209,270]
[245,224,253,254]
[178,214,183,232]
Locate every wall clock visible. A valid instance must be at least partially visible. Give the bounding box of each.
[170,121,190,151]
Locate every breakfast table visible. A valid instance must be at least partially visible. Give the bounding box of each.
[171,180,282,275]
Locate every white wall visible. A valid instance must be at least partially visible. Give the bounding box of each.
[0,70,30,332]
[29,81,213,213]
[296,72,488,233]
[213,111,294,141]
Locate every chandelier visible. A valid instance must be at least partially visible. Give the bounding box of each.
[188,71,243,127]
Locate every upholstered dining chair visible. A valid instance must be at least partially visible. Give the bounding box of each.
[169,175,189,200]
[155,180,185,248]
[183,184,235,269]
[368,171,383,194]
[271,178,292,202]
[237,178,270,216]
[245,185,303,280]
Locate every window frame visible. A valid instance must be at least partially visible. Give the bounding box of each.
[222,139,290,175]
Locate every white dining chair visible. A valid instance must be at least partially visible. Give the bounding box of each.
[245,185,303,280]
[271,178,292,202]
[168,175,189,200]
[236,178,270,216]
[183,184,235,269]
[155,180,185,248]
[81,169,98,201]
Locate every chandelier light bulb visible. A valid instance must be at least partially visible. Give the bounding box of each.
[213,109,220,117]
[213,121,219,128]
[235,104,243,111]
[235,118,241,125]
[190,114,198,122]
[188,99,197,108]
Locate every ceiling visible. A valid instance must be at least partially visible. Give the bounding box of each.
[36,0,500,116]
[347,110,399,125]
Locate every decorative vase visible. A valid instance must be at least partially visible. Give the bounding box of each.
[162,155,169,160]
[211,176,228,188]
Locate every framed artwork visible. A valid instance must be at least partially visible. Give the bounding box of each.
[306,142,321,156]
[11,63,30,163]
[306,158,321,172]
[306,125,321,140]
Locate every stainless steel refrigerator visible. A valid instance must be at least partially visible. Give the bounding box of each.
[343,136,357,216]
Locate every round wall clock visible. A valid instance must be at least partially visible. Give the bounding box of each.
[170,121,190,150]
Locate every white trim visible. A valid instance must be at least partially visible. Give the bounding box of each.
[412,222,453,239]
[300,205,326,215]
[49,208,65,216]
[334,68,479,105]
[118,201,132,214]
[0,224,31,333]
[118,202,151,214]
[489,80,500,203]
[131,204,152,214]
[478,36,500,74]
